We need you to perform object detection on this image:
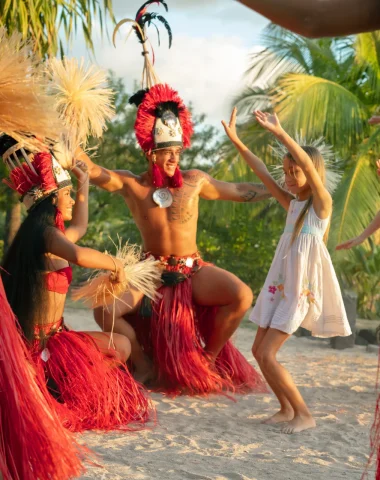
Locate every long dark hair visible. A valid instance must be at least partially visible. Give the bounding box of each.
[1,195,58,342]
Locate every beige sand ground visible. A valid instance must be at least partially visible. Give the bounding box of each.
[65,307,378,480]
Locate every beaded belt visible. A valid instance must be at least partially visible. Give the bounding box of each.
[34,318,65,341]
[141,251,202,272]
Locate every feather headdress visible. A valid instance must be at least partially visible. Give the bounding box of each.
[113,0,172,89]
[0,28,62,152]
[113,2,193,152]
[270,135,342,194]
[47,57,115,168]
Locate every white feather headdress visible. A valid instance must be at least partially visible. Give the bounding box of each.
[270,135,342,194]
[47,57,115,168]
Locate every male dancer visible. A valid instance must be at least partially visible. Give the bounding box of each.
[78,83,270,394]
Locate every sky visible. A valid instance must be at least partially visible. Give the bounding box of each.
[70,0,269,127]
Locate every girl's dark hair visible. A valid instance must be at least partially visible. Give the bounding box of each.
[1,194,58,342]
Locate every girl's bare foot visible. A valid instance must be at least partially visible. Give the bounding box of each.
[282,414,316,434]
[262,409,294,424]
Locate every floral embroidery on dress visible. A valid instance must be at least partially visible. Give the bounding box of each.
[298,280,316,307]
[268,274,285,300]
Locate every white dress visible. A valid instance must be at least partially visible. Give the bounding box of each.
[250,199,352,338]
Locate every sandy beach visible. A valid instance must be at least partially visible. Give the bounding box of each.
[65,307,378,480]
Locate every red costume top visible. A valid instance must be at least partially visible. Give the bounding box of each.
[45,266,72,294]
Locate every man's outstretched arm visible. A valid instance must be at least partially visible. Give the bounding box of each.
[199,171,272,203]
[237,0,380,38]
[75,148,126,193]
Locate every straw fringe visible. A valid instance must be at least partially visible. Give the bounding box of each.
[47,57,115,167]
[0,28,62,152]
[72,241,161,308]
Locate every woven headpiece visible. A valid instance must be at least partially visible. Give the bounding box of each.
[114,1,193,152]
[270,135,342,194]
[1,135,72,211]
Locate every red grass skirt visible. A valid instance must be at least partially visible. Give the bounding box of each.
[126,254,267,396]
[31,319,154,433]
[362,349,380,480]
[0,278,84,480]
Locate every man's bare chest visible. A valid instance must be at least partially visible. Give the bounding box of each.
[126,184,200,225]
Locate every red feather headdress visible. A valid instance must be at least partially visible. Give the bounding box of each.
[1,136,72,211]
[114,2,194,152]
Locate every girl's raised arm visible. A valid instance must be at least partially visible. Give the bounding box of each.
[222,108,292,210]
[255,111,332,219]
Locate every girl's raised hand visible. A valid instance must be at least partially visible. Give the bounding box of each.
[376,159,380,176]
[221,107,240,144]
[254,110,283,136]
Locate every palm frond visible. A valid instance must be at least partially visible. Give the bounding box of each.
[272,73,369,156]
[330,155,380,250]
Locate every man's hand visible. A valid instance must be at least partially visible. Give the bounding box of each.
[254,110,284,137]
[221,107,240,144]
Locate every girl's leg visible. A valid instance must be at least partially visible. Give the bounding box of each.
[254,327,316,433]
[252,327,294,424]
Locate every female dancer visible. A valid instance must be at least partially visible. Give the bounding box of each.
[1,135,153,432]
[222,108,351,433]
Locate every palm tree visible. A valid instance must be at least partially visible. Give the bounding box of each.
[0,0,115,58]
[216,25,380,251]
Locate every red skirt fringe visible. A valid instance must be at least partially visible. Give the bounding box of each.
[31,326,155,433]
[362,348,380,480]
[0,278,84,480]
[126,271,267,396]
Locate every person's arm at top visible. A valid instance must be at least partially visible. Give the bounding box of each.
[237,0,380,38]
[75,148,131,194]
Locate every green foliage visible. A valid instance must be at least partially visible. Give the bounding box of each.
[0,0,115,58]
[337,240,380,318]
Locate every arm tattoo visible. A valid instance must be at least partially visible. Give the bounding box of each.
[236,183,270,202]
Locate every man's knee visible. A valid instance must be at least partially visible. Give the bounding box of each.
[115,335,131,363]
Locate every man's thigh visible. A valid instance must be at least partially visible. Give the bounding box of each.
[191,265,249,307]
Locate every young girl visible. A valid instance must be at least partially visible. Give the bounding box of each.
[222,108,351,434]
[1,135,153,432]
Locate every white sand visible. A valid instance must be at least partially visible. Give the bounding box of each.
[65,307,378,480]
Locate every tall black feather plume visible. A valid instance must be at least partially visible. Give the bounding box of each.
[129,89,150,107]
[132,1,172,48]
[136,0,168,20]
[155,15,172,48]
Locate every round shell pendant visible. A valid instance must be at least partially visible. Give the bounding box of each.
[152,188,173,208]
